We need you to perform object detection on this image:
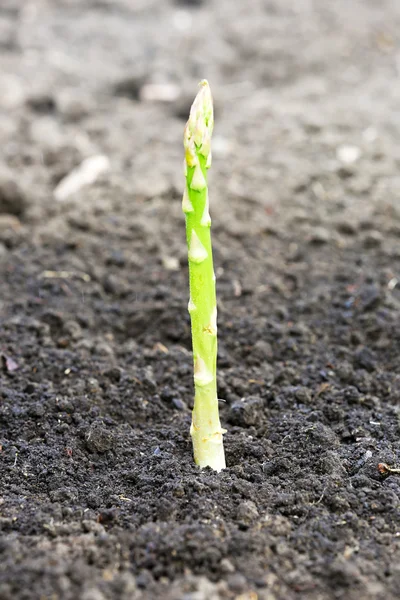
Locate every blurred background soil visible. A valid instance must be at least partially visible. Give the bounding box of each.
[1,1,400,598]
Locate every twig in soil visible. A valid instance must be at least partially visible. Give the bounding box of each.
[378,463,400,476]
[39,270,91,282]
[183,81,226,471]
[315,485,328,505]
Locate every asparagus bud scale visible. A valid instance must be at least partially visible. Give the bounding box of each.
[183,80,226,472]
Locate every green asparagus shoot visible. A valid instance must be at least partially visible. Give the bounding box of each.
[183,80,226,471]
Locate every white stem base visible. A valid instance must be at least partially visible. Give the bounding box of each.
[191,423,226,472]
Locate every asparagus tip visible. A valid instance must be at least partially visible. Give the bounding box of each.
[184,79,213,164]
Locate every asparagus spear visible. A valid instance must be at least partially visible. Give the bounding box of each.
[183,80,226,471]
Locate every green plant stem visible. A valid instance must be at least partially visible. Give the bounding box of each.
[183,81,226,471]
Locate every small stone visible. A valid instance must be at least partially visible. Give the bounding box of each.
[136,571,152,589]
[114,74,147,100]
[81,520,106,534]
[220,558,235,573]
[335,220,358,235]
[237,500,259,524]
[0,216,21,249]
[162,255,180,271]
[309,226,330,245]
[354,347,376,372]
[0,214,21,233]
[226,573,248,594]
[112,572,137,595]
[54,155,110,202]
[24,382,38,395]
[93,341,114,357]
[227,396,264,427]
[139,83,181,103]
[0,242,7,260]
[86,421,114,453]
[172,397,187,411]
[252,340,273,361]
[360,285,381,311]
[336,145,361,165]
[28,402,45,418]
[336,361,353,382]
[307,422,338,447]
[41,309,64,330]
[86,377,101,393]
[26,92,56,113]
[363,231,383,248]
[0,174,27,216]
[57,90,93,121]
[103,274,130,296]
[294,387,312,404]
[81,588,106,600]
[103,367,122,382]
[343,386,361,404]
[63,320,82,340]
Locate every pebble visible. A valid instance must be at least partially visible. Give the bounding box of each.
[335,220,358,235]
[360,285,381,311]
[56,89,93,121]
[81,588,106,600]
[139,82,180,103]
[226,573,248,594]
[252,340,273,361]
[237,500,259,524]
[227,396,264,427]
[86,421,114,453]
[362,231,383,248]
[220,558,235,573]
[93,341,114,357]
[294,386,312,404]
[307,422,338,447]
[0,173,27,216]
[136,571,152,589]
[112,572,137,595]
[114,73,147,100]
[103,274,130,297]
[0,214,21,231]
[26,92,56,113]
[336,145,361,165]
[28,402,45,418]
[63,320,83,340]
[172,397,187,411]
[0,242,7,260]
[343,386,361,404]
[162,255,180,271]
[103,367,122,383]
[354,347,376,372]
[54,155,110,201]
[308,226,331,245]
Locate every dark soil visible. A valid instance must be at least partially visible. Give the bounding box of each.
[2,1,400,599]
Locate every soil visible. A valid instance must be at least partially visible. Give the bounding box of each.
[1,1,400,599]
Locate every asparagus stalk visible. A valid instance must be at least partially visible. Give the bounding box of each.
[183,80,226,471]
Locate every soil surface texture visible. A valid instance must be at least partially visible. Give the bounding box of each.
[1,1,400,599]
